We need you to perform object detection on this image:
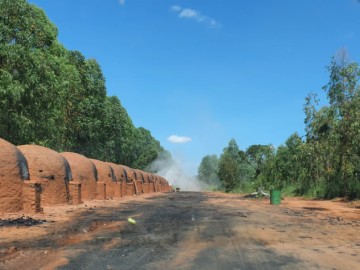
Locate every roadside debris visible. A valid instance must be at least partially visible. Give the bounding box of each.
[242,190,270,199]
[0,216,46,227]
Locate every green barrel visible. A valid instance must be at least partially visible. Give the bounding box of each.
[270,190,281,205]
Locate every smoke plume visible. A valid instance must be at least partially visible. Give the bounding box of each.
[147,153,206,191]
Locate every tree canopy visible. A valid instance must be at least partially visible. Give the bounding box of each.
[0,0,167,169]
[198,154,219,186]
[198,53,360,199]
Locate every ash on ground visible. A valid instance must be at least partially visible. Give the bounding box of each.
[0,217,46,227]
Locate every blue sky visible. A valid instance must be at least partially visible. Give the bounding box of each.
[29,0,360,175]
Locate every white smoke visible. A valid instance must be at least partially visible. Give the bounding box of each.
[147,153,206,191]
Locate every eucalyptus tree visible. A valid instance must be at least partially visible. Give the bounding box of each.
[198,154,219,185]
[62,51,107,157]
[322,56,360,198]
[245,144,274,180]
[0,0,169,173]
[131,127,164,169]
[0,0,62,147]
[302,53,360,198]
[218,139,254,191]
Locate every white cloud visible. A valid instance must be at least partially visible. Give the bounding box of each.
[171,5,182,12]
[170,5,221,28]
[119,0,125,5]
[168,135,192,144]
[179,9,199,19]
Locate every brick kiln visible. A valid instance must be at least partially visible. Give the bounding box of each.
[133,169,144,194]
[116,164,130,197]
[0,137,171,214]
[141,172,151,183]
[147,173,155,193]
[141,171,151,194]
[152,175,161,192]
[61,152,98,201]
[133,169,144,182]
[90,159,116,199]
[17,145,72,206]
[122,165,137,195]
[108,163,123,198]
[0,138,30,213]
[158,176,170,192]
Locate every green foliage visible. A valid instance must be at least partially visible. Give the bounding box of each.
[218,139,255,192]
[198,154,219,185]
[0,0,58,49]
[0,0,62,147]
[0,0,167,169]
[245,144,274,179]
[280,184,301,197]
[131,127,165,169]
[263,55,360,199]
[61,51,107,157]
[198,52,360,200]
[218,139,241,191]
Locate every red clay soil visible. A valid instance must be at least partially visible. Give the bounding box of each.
[90,159,116,199]
[0,193,359,270]
[0,138,29,213]
[17,145,71,206]
[61,152,98,201]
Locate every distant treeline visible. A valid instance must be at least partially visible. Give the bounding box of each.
[199,53,360,200]
[0,0,168,169]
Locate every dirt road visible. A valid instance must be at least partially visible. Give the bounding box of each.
[1,192,359,270]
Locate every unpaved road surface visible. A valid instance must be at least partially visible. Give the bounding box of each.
[1,192,359,270]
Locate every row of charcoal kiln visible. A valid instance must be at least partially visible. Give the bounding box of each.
[0,138,171,214]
